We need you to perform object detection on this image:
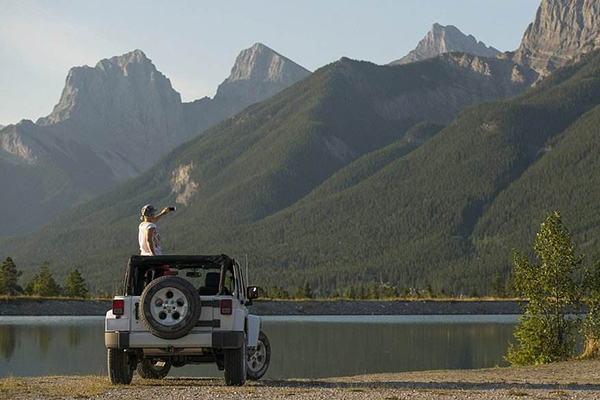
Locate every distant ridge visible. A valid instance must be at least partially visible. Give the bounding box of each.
[391,23,500,65]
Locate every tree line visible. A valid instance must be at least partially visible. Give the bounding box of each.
[0,258,90,299]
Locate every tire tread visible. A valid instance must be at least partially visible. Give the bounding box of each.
[107,348,133,385]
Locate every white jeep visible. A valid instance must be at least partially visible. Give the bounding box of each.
[105,255,271,386]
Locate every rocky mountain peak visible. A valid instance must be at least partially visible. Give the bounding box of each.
[391,23,501,65]
[214,43,311,102]
[514,0,600,76]
[37,49,179,127]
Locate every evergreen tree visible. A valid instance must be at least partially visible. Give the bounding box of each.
[302,282,313,299]
[380,284,398,299]
[329,289,341,299]
[357,284,366,300]
[30,262,61,297]
[294,282,313,299]
[491,269,506,298]
[504,272,515,298]
[64,269,89,298]
[507,212,583,366]
[0,257,22,295]
[344,285,357,300]
[424,282,434,298]
[365,282,379,299]
[581,259,600,358]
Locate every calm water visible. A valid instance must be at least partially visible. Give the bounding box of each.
[0,315,517,379]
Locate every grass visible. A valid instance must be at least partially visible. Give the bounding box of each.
[0,376,111,399]
[0,376,226,399]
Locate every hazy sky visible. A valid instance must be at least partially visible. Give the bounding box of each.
[0,0,541,126]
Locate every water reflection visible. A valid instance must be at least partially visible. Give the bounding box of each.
[67,326,83,347]
[0,325,16,360]
[0,315,517,378]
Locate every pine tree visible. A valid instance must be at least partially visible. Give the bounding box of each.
[491,269,506,298]
[294,282,313,299]
[64,269,89,298]
[424,282,434,298]
[366,282,379,299]
[507,212,583,366]
[302,282,313,299]
[504,272,515,298]
[380,284,398,299]
[344,285,357,300]
[30,262,61,297]
[0,257,22,295]
[581,259,600,358]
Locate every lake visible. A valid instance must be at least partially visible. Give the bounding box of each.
[0,315,517,379]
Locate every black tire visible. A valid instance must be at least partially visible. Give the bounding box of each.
[107,348,134,385]
[140,276,201,340]
[247,331,271,380]
[136,358,172,379]
[224,335,247,386]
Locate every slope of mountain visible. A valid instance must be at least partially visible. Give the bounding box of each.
[238,50,600,293]
[514,0,600,76]
[0,44,309,237]
[391,23,501,65]
[0,54,539,287]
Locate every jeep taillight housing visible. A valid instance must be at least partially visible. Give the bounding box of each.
[220,299,232,315]
[112,299,124,316]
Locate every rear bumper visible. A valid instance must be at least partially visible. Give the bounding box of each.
[105,331,243,350]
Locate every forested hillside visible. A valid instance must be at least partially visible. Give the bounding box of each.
[0,55,527,291]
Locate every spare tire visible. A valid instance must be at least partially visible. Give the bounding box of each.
[140,276,201,340]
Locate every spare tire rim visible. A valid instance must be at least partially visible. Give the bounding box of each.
[149,287,190,326]
[247,340,267,373]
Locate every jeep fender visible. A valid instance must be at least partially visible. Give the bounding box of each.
[246,314,260,347]
[233,308,246,332]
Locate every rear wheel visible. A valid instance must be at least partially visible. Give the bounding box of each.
[107,349,134,385]
[247,331,271,380]
[224,335,246,386]
[136,358,172,379]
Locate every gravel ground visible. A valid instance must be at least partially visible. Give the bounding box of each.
[3,359,600,400]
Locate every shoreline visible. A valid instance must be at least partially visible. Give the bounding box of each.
[0,297,524,316]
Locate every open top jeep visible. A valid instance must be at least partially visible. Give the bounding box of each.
[105,254,271,386]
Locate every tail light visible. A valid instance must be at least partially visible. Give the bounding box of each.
[112,299,124,316]
[220,299,232,315]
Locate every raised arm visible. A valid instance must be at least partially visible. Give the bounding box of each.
[153,207,171,222]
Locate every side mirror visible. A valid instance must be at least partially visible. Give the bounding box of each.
[247,286,259,300]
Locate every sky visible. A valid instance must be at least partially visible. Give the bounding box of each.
[0,0,542,126]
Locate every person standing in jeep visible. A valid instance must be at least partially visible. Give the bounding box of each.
[139,204,173,256]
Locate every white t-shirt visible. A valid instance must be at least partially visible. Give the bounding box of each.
[139,222,162,256]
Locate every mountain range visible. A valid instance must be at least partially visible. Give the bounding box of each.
[0,44,310,236]
[2,0,600,295]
